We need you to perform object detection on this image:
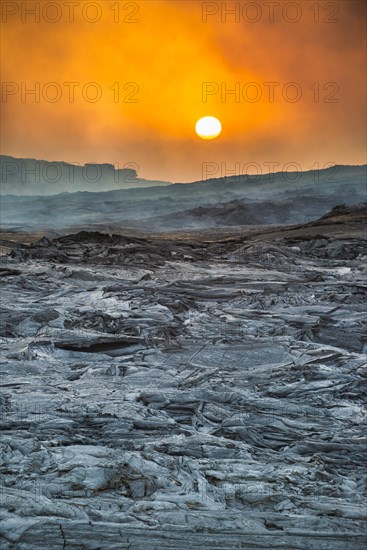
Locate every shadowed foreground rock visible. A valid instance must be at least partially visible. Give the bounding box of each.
[0,206,366,549]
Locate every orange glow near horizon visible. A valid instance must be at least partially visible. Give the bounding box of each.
[1,0,366,182]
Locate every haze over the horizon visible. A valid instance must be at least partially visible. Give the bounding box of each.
[1,0,366,182]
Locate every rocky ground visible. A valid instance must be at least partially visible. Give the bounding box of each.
[0,205,366,549]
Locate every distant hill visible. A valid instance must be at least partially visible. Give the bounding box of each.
[0,162,366,231]
[0,155,172,195]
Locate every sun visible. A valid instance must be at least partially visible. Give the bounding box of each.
[195,116,222,140]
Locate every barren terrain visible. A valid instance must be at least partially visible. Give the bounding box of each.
[0,205,366,548]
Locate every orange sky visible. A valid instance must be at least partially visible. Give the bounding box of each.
[1,0,366,182]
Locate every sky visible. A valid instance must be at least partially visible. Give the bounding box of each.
[1,0,366,182]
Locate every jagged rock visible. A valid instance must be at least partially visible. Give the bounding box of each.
[0,206,366,548]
